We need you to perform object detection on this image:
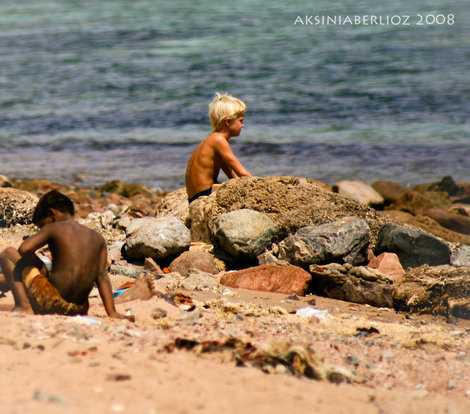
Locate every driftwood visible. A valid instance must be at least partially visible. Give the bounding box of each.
[393,265,470,319]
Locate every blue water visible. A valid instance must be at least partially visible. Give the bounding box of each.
[0,1,469,191]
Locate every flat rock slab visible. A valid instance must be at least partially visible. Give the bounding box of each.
[308,263,394,308]
[220,264,312,295]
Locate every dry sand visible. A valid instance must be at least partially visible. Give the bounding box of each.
[1,228,470,414]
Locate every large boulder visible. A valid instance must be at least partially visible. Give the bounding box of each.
[277,217,371,267]
[0,188,38,227]
[220,264,312,295]
[374,223,450,269]
[122,216,190,261]
[188,176,389,245]
[213,209,276,262]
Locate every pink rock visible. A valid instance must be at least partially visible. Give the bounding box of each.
[220,264,312,295]
[367,252,404,283]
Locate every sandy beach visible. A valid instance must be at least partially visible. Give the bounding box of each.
[1,274,469,414]
[1,176,470,414]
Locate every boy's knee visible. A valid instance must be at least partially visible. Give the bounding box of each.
[0,247,18,260]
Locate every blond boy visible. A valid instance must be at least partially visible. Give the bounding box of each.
[185,92,252,203]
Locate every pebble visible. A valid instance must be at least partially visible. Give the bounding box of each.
[33,391,69,405]
[151,308,168,320]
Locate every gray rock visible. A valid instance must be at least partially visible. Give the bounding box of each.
[187,176,389,245]
[109,264,160,279]
[213,209,276,261]
[374,223,450,269]
[278,216,371,266]
[308,263,394,308]
[122,216,190,261]
[450,244,470,267]
[0,188,38,227]
[180,269,219,291]
[108,241,125,264]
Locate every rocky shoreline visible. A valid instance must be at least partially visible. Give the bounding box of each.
[1,173,470,413]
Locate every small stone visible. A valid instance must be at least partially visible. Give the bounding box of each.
[345,355,360,367]
[106,373,131,382]
[144,257,164,274]
[151,308,168,320]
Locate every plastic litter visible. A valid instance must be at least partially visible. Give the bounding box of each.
[295,306,331,319]
[71,315,100,324]
[39,255,52,272]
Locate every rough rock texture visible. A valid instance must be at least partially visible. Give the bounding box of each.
[387,191,436,216]
[188,176,389,245]
[423,208,470,235]
[393,265,470,319]
[179,269,219,291]
[367,252,404,283]
[449,244,470,267]
[213,209,276,261]
[169,250,220,277]
[427,175,461,196]
[277,217,371,267]
[308,263,394,308]
[0,188,38,227]
[220,264,312,295]
[122,216,190,261]
[380,210,470,245]
[374,223,451,269]
[332,180,384,207]
[372,181,408,204]
[154,188,189,223]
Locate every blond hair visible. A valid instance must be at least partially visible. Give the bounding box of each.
[208,92,246,132]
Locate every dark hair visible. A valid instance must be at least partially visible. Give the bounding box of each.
[33,190,75,224]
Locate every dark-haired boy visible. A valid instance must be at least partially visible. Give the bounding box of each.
[0,190,134,320]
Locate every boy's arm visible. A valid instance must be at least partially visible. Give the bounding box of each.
[215,137,252,178]
[17,227,51,270]
[96,246,135,322]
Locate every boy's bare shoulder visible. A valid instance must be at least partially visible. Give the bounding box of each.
[203,132,229,147]
[46,221,105,244]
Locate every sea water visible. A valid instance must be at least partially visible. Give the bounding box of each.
[0,0,468,191]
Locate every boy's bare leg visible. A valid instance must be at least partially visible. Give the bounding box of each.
[0,273,9,292]
[0,248,34,314]
[114,273,159,303]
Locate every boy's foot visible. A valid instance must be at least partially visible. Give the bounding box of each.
[115,273,158,303]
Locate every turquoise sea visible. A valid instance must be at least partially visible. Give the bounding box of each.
[0,0,469,191]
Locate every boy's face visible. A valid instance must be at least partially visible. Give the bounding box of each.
[227,115,244,137]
